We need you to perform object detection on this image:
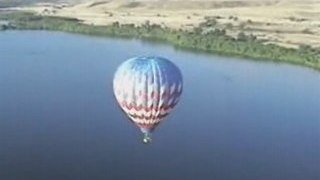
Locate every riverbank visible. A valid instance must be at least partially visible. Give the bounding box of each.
[14,0,320,49]
[1,11,319,70]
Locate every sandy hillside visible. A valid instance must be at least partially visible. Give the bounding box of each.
[12,0,320,48]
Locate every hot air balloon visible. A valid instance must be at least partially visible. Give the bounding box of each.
[113,56,183,144]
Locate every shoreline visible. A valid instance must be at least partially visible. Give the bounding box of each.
[14,0,320,50]
[0,11,319,71]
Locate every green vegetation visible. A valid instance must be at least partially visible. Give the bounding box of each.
[1,11,319,70]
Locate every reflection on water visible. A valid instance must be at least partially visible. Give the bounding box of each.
[0,31,319,180]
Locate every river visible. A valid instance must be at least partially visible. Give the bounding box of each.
[0,31,319,180]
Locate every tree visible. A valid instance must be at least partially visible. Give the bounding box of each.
[237,32,247,41]
[226,23,233,29]
[112,21,120,27]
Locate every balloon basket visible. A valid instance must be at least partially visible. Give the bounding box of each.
[142,132,152,144]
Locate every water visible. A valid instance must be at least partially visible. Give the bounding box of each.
[0,31,319,180]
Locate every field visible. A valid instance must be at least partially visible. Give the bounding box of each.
[6,0,320,49]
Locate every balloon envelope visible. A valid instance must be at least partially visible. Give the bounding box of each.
[113,56,183,142]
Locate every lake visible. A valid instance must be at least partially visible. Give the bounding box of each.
[0,31,319,180]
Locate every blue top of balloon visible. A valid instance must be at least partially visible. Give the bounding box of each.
[118,56,183,86]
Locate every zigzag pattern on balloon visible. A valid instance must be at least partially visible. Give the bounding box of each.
[120,100,177,123]
[120,99,179,112]
[128,113,169,124]
[128,113,169,120]
[116,83,182,123]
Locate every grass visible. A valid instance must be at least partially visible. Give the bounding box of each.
[0,11,319,70]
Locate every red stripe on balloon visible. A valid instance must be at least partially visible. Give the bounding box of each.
[120,101,178,112]
[128,113,169,121]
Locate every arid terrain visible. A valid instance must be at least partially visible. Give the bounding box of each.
[4,0,320,48]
